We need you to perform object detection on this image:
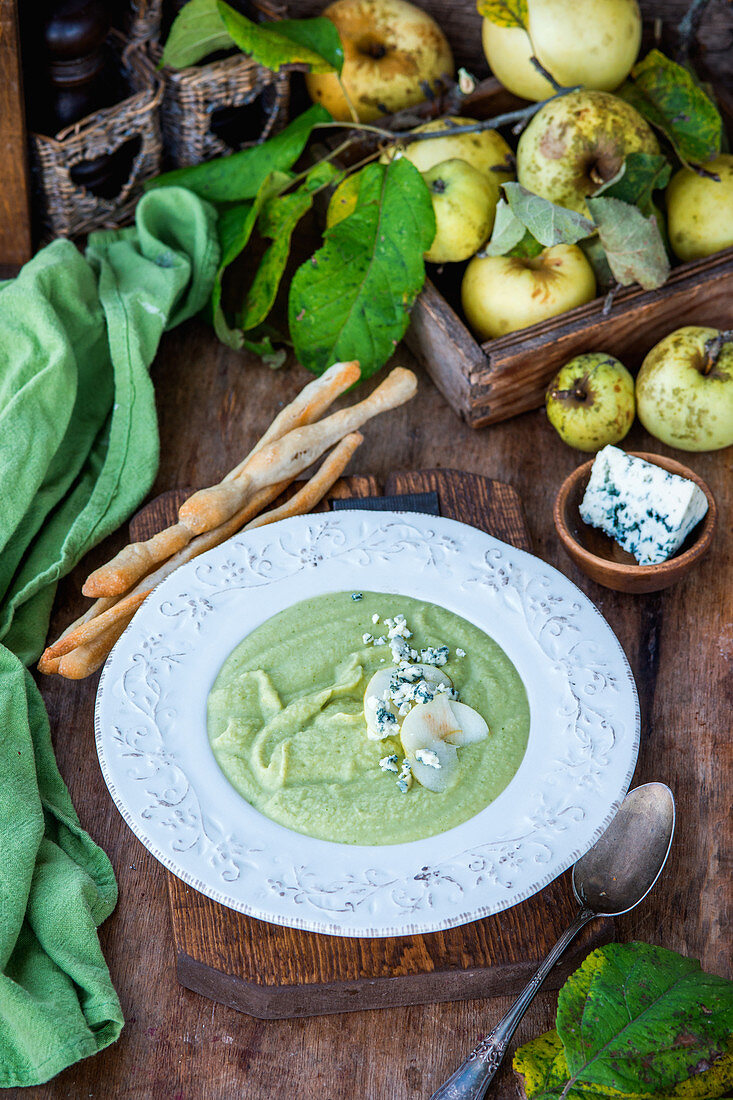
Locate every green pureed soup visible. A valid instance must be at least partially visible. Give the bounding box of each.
[207,591,530,845]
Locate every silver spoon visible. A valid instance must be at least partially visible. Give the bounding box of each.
[429,782,676,1100]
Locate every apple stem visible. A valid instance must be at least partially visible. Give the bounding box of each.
[702,330,733,375]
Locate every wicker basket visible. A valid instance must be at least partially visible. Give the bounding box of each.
[30,37,163,239]
[157,0,290,168]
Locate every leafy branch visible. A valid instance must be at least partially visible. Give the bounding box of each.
[161,0,343,74]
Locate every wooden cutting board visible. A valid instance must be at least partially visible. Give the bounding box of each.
[129,468,613,1019]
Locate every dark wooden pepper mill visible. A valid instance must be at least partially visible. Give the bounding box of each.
[22,0,132,198]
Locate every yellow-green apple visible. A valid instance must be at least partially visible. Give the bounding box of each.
[636,326,733,451]
[305,0,454,122]
[666,154,733,261]
[516,90,658,216]
[482,0,641,102]
[545,352,635,451]
[461,244,596,340]
[423,159,500,263]
[381,116,514,184]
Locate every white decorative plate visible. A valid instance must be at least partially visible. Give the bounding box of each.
[95,511,639,938]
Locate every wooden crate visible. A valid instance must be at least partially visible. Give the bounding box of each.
[398,77,733,427]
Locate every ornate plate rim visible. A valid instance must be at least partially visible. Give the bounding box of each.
[94,510,640,938]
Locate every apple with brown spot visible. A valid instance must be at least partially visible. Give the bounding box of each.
[636,326,733,452]
[545,352,636,451]
[305,0,453,122]
[460,244,596,341]
[516,90,658,216]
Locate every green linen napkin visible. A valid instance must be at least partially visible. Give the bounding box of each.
[0,187,220,1086]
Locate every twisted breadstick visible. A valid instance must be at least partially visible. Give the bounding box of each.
[82,359,361,597]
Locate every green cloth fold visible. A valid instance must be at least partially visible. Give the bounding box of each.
[0,187,220,1086]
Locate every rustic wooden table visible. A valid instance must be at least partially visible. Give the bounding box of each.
[14,323,732,1099]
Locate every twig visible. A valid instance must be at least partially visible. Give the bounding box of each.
[314,85,580,148]
[602,283,621,317]
[528,54,563,92]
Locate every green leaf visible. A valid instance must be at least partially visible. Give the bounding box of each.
[289,158,435,379]
[586,196,669,289]
[556,942,733,1096]
[218,2,343,74]
[211,171,291,348]
[483,198,526,255]
[579,237,614,292]
[514,1028,733,1100]
[238,161,339,332]
[145,103,331,203]
[503,183,595,247]
[594,152,672,216]
[475,0,528,30]
[160,0,232,69]
[618,49,723,165]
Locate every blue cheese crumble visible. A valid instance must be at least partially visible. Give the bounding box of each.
[351,592,363,601]
[455,648,466,658]
[420,645,449,667]
[379,754,399,774]
[580,445,709,566]
[396,759,413,792]
[415,748,441,769]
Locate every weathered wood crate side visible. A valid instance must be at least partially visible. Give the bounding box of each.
[406,250,733,428]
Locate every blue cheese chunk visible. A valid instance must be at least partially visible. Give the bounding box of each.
[579,445,709,566]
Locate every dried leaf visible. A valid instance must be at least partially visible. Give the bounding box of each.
[503,183,595,247]
[586,196,669,289]
[289,158,435,378]
[618,49,722,165]
[160,0,232,69]
[218,2,343,74]
[145,104,331,203]
[475,0,528,30]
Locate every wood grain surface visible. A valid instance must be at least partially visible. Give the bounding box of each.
[0,0,32,275]
[129,472,611,1020]
[14,318,731,1099]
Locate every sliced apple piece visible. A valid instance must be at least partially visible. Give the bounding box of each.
[400,694,461,753]
[393,663,453,690]
[363,669,400,740]
[407,740,459,792]
[444,701,489,746]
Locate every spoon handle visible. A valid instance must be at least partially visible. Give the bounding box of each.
[429,907,596,1100]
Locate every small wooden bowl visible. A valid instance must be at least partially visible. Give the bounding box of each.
[554,452,718,594]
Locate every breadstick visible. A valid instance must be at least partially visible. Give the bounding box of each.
[225,359,360,479]
[82,359,361,598]
[41,479,289,668]
[179,367,417,536]
[56,614,135,680]
[43,590,150,660]
[245,432,363,531]
[49,435,362,680]
[37,596,119,674]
